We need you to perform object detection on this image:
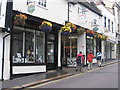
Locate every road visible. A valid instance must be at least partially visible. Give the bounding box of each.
[29,63,118,88]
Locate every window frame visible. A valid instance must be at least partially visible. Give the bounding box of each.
[104,16,106,27]
[37,0,47,9]
[112,21,114,33]
[108,19,110,31]
[12,27,45,65]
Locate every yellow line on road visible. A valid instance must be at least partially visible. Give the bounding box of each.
[12,73,71,89]
[27,62,118,89]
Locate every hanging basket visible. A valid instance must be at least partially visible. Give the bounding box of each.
[86,33,94,37]
[62,32,70,35]
[13,19,26,26]
[40,26,52,32]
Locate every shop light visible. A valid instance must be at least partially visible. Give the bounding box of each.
[69,36,77,39]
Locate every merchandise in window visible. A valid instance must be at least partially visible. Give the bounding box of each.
[12,28,45,64]
[36,31,45,63]
[63,35,77,58]
[86,36,94,54]
[12,31,24,63]
[25,30,35,63]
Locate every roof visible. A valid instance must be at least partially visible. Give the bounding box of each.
[78,1,102,16]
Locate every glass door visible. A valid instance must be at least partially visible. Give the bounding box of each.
[47,41,54,63]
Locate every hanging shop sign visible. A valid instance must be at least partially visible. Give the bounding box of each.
[93,27,98,32]
[67,58,77,67]
[27,0,35,13]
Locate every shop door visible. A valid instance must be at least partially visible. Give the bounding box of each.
[47,41,56,70]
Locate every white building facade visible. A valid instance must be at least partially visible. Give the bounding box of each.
[0,0,118,80]
[97,2,117,60]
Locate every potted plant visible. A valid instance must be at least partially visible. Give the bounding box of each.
[13,14,27,26]
[65,22,76,32]
[60,26,72,35]
[39,21,52,32]
[77,27,85,34]
[86,30,94,36]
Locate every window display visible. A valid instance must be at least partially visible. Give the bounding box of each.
[63,35,77,58]
[12,31,24,63]
[36,31,45,63]
[12,28,45,64]
[86,36,94,54]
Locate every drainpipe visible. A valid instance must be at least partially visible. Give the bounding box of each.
[68,2,70,22]
[2,33,10,81]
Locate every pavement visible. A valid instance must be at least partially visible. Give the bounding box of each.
[2,59,119,89]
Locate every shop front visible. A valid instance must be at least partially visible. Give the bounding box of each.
[10,11,61,76]
[61,34,77,67]
[105,39,117,60]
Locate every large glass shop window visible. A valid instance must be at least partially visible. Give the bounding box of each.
[12,28,45,64]
[63,35,77,58]
[86,36,94,54]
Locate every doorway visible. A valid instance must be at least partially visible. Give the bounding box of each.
[46,34,57,70]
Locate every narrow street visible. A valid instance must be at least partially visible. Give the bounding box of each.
[27,63,118,88]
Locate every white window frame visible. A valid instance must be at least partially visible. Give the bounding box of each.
[37,0,47,9]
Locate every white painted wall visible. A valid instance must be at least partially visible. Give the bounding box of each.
[0,0,7,28]
[13,66,46,74]
[58,31,61,67]
[3,34,10,80]
[13,0,67,25]
[77,33,86,64]
[0,32,3,80]
[97,4,116,41]
[69,3,102,33]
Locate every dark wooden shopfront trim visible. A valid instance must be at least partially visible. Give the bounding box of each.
[11,10,63,77]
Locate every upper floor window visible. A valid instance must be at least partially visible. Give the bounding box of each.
[78,5,87,14]
[112,22,114,33]
[108,19,110,31]
[38,0,46,8]
[93,19,97,25]
[104,16,106,27]
[69,3,73,12]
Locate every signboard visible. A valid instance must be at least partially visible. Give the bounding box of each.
[27,0,35,13]
[67,58,77,67]
[93,27,98,32]
[0,0,7,28]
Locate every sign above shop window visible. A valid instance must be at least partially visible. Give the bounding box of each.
[27,0,35,13]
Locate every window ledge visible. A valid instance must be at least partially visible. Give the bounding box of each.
[13,63,46,66]
[37,5,48,10]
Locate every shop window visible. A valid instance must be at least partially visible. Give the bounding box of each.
[12,31,24,63]
[86,36,94,55]
[38,0,47,7]
[25,30,35,63]
[36,31,45,63]
[63,35,77,58]
[12,28,45,64]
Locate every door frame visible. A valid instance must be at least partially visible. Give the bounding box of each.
[46,33,58,70]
